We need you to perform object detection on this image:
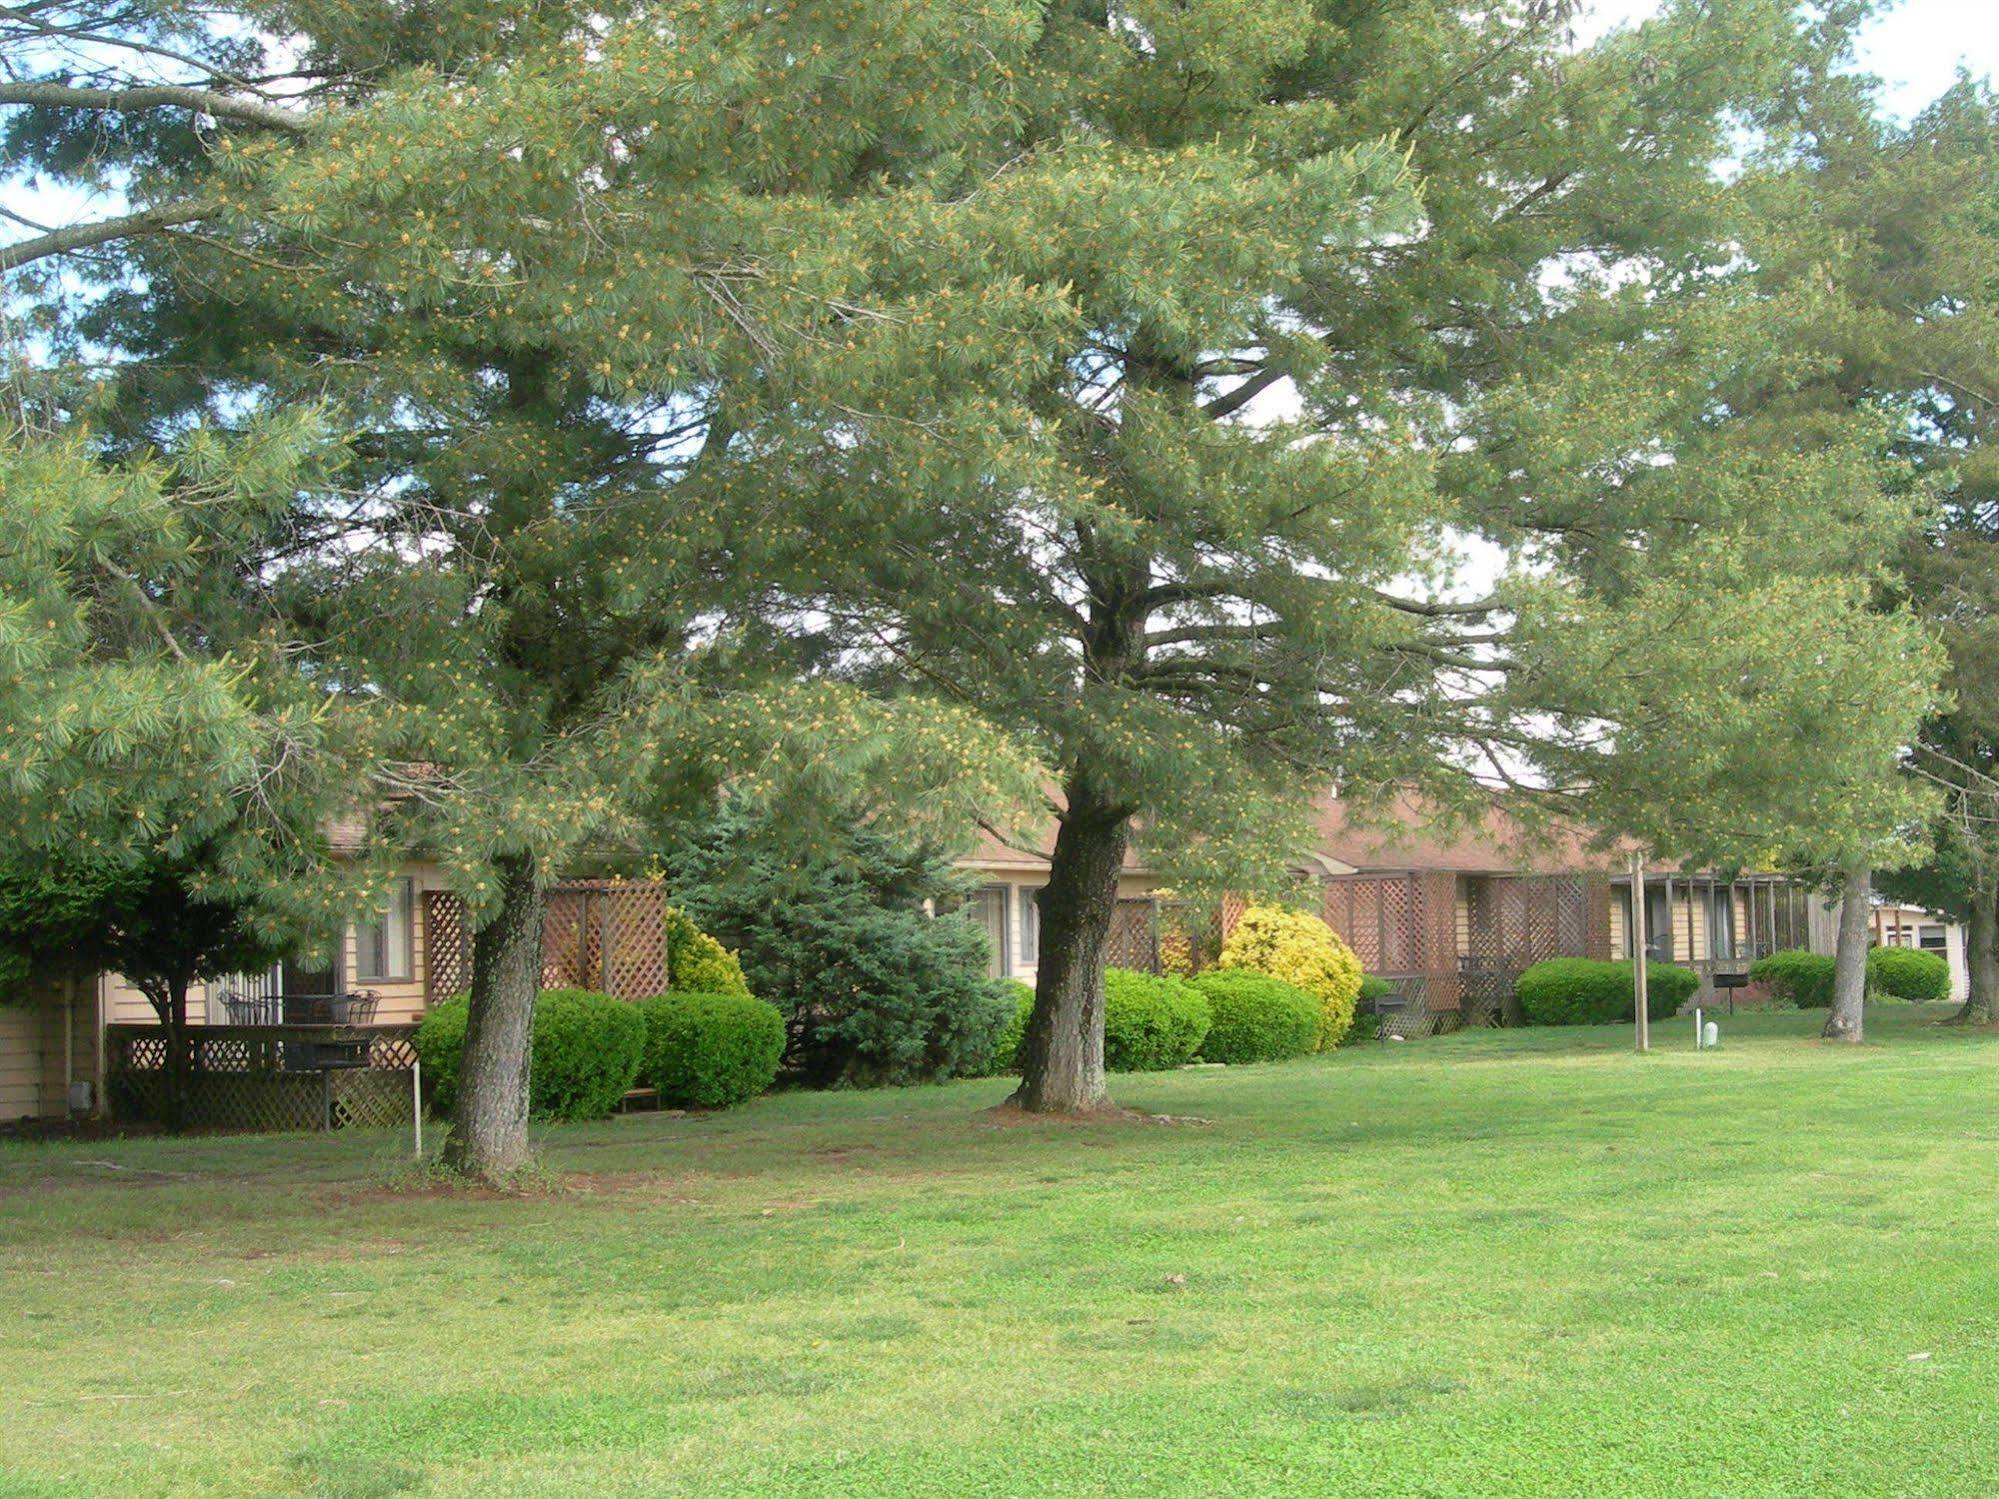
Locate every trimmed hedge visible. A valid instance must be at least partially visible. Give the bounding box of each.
[1104,968,1211,1072]
[636,990,785,1108]
[1748,949,1835,1007]
[1190,970,1320,1064]
[1514,958,1697,1026]
[1867,945,1951,1004]
[413,988,646,1122]
[1217,904,1364,1051]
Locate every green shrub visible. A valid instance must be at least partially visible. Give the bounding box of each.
[1514,958,1696,1026]
[1866,945,1951,1004]
[664,905,752,997]
[1217,904,1363,1050]
[664,807,1013,1086]
[1748,949,1836,1007]
[1103,968,1211,1071]
[1190,970,1319,1064]
[413,988,646,1122]
[1348,974,1396,1044]
[972,979,1036,1077]
[636,991,784,1108]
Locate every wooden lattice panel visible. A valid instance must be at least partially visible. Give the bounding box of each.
[424,890,471,1004]
[1322,874,1429,974]
[1105,899,1162,973]
[425,880,670,1004]
[105,1024,419,1133]
[1458,873,1598,1025]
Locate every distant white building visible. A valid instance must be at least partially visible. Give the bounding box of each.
[1870,899,1969,1001]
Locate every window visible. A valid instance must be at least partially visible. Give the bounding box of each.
[966,885,1009,978]
[1619,884,1672,961]
[1920,925,1948,952]
[1706,886,1736,960]
[355,878,414,982]
[1020,887,1043,967]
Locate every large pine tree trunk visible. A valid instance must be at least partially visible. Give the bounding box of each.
[1010,777,1132,1114]
[1958,886,1997,1024]
[1822,860,1872,1042]
[442,851,546,1180]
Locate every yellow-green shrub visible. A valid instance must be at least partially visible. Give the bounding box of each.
[1217,903,1363,1050]
[665,905,751,997]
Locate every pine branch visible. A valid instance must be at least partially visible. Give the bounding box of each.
[0,200,217,271]
[0,80,309,134]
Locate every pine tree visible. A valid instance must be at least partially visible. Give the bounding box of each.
[1774,80,1999,1023]
[762,2,1941,1105]
[5,0,1054,1171]
[4,1,1948,1132]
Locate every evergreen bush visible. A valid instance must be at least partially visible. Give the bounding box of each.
[1748,949,1836,1007]
[665,808,1016,1086]
[1866,945,1951,1003]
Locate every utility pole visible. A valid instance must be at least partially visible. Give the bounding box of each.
[1631,851,1650,1053]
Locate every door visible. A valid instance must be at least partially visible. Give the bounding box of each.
[281,953,341,1024]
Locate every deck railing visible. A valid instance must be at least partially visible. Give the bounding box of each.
[105,1023,418,1133]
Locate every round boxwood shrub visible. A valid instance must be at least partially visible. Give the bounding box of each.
[636,990,784,1108]
[1514,958,1697,1026]
[1190,970,1320,1064]
[1217,904,1364,1051]
[1103,968,1211,1071]
[1748,949,1836,1007]
[1866,945,1951,1004]
[413,987,646,1122]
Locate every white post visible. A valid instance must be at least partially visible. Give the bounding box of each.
[1693,1006,1703,1050]
[412,1058,423,1158]
[1631,852,1651,1053]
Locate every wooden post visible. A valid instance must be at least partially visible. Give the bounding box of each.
[1631,852,1650,1053]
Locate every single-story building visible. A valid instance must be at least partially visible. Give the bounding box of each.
[1870,899,1970,1001]
[2,791,1836,1122]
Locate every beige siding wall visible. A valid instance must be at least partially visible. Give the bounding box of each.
[1608,894,1623,959]
[1454,892,1472,960]
[1,979,102,1121]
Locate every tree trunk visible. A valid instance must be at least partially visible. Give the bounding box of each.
[1010,776,1132,1114]
[1957,886,1998,1024]
[146,977,193,1133]
[1822,860,1872,1043]
[441,851,546,1180]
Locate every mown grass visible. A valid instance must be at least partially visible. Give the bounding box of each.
[4,1004,1997,1497]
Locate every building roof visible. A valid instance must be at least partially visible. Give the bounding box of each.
[1311,788,1624,876]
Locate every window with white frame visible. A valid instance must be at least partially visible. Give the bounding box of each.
[966,884,1009,978]
[355,878,414,982]
[1020,886,1043,968]
[1919,924,1948,952]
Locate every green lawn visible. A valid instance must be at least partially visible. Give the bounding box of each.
[5,1005,1998,1498]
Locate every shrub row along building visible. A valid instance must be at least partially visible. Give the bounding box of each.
[3,792,1855,1124]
